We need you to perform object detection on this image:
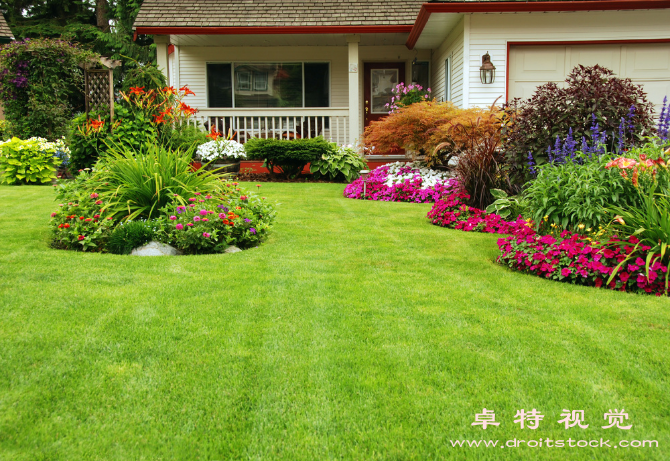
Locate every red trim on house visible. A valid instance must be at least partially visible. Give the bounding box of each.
[504,39,670,102]
[168,44,174,55]
[135,25,414,36]
[239,160,400,175]
[406,0,670,49]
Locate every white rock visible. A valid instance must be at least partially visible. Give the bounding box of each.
[224,246,243,254]
[131,241,180,256]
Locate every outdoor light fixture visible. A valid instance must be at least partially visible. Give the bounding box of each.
[360,170,370,199]
[479,52,496,84]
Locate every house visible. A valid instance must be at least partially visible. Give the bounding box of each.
[0,13,13,44]
[134,0,670,147]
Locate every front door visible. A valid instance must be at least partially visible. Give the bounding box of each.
[364,62,406,127]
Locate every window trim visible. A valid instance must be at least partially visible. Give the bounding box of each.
[445,56,452,102]
[206,61,331,109]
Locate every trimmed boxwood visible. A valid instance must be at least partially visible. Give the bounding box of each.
[244,136,330,178]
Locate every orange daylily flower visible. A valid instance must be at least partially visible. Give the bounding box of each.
[89,117,105,130]
[178,102,197,116]
[129,86,145,95]
[207,127,222,140]
[180,85,196,96]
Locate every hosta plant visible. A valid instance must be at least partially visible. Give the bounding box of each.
[0,137,68,184]
[310,144,367,183]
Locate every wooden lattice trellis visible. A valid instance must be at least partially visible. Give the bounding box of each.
[85,68,114,125]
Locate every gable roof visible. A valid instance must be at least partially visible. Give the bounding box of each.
[134,0,425,29]
[0,13,13,39]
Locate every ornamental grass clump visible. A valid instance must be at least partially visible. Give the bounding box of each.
[343,162,457,203]
[91,143,229,221]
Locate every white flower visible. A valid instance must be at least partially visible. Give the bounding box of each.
[196,139,247,162]
[383,161,450,190]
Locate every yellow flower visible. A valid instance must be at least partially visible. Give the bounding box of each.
[578,224,585,229]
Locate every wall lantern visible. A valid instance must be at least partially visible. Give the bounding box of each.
[480,52,496,84]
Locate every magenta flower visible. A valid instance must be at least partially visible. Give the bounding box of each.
[169,215,177,220]
[203,232,210,238]
[219,213,225,219]
[561,268,572,277]
[175,223,184,230]
[250,228,257,234]
[90,193,98,199]
[194,216,201,222]
[202,218,209,222]
[187,223,194,227]
[189,198,196,202]
[50,212,57,217]
[199,209,208,216]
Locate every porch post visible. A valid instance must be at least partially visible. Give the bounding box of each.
[154,35,170,84]
[347,35,360,146]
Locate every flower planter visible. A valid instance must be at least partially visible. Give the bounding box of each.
[209,161,241,173]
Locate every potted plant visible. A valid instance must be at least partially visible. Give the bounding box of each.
[196,129,246,172]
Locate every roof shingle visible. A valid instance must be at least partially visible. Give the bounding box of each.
[0,13,13,38]
[134,0,425,28]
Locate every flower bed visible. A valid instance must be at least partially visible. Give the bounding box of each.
[343,162,457,203]
[428,189,668,295]
[497,231,669,296]
[427,190,530,234]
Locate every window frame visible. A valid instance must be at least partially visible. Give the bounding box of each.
[205,61,331,109]
[444,56,452,102]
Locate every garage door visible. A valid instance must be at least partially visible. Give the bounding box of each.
[508,43,670,112]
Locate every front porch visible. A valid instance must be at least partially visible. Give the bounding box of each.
[152,33,432,146]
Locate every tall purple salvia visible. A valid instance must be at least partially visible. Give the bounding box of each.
[617,117,626,153]
[527,151,536,176]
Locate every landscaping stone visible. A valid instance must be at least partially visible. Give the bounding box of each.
[131,241,180,256]
[224,246,243,254]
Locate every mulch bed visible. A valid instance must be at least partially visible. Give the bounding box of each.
[235,172,342,183]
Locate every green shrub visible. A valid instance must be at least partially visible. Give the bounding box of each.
[0,137,68,184]
[485,189,530,220]
[120,64,167,94]
[91,142,229,220]
[523,153,637,232]
[67,113,112,172]
[0,38,100,140]
[107,220,155,254]
[161,123,208,153]
[244,136,329,178]
[310,144,367,182]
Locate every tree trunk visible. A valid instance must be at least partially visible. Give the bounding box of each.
[96,0,110,32]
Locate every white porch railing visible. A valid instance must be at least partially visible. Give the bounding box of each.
[185,108,350,145]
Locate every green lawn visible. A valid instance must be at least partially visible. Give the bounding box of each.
[0,183,669,460]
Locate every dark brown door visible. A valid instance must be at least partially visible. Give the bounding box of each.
[363,62,406,127]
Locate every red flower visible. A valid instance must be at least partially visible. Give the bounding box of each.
[88,118,105,130]
[64,223,70,228]
[95,200,103,205]
[79,216,85,220]
[78,235,85,241]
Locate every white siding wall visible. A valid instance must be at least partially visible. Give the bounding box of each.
[431,18,464,107]
[175,46,349,108]
[467,10,670,108]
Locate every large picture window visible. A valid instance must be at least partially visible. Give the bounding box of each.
[207,62,330,108]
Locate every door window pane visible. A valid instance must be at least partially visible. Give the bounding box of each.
[207,63,232,108]
[234,63,302,108]
[371,69,398,114]
[304,62,330,107]
[411,61,430,90]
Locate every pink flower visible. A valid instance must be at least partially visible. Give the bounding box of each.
[189,198,196,202]
[195,192,202,196]
[194,216,201,222]
[202,218,209,222]
[175,223,184,230]
[203,232,211,238]
[199,209,208,216]
[169,215,177,220]
[90,193,98,199]
[186,223,194,227]
[561,268,572,277]
[50,212,57,217]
